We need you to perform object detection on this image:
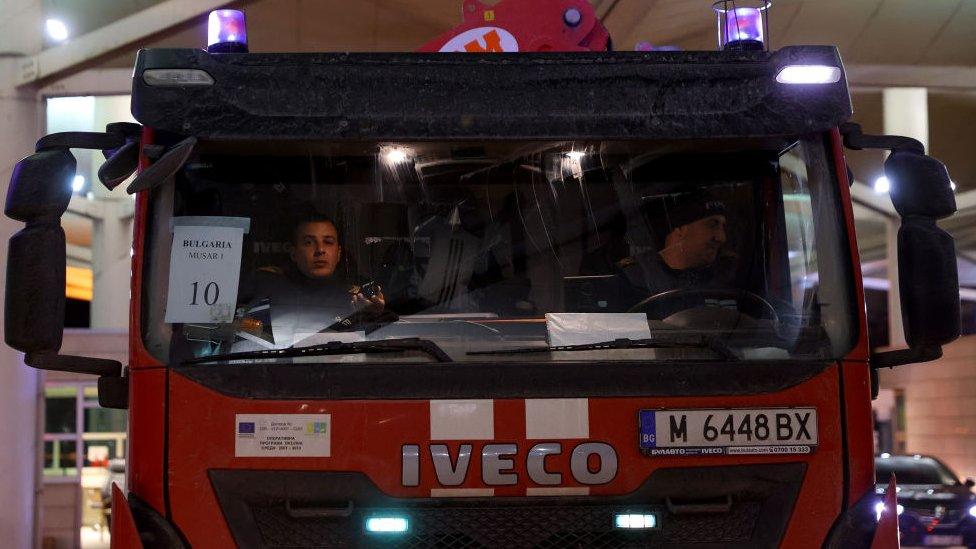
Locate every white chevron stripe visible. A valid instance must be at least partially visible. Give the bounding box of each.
[525,399,589,439]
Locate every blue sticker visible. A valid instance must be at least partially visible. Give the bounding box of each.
[238,422,255,434]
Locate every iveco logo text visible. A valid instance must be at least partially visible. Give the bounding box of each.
[401,442,617,487]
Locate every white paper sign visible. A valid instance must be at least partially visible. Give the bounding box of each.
[165,217,250,324]
[235,414,331,457]
[546,313,652,347]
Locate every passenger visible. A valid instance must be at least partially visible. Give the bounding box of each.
[287,214,385,314]
[237,213,385,346]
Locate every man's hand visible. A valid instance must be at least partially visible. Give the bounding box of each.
[352,286,385,314]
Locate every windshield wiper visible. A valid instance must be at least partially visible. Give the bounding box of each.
[182,337,452,365]
[467,336,737,360]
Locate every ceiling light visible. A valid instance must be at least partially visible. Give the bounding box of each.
[383,148,409,164]
[46,19,69,42]
[873,176,890,194]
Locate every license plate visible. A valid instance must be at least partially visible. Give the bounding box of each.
[639,408,818,456]
[923,534,963,546]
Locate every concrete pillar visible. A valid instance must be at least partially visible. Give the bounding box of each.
[883,88,929,154]
[882,87,929,348]
[88,96,135,329]
[90,201,133,329]
[0,3,44,548]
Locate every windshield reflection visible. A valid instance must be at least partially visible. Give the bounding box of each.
[143,138,853,363]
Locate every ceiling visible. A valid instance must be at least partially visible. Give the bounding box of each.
[72,0,976,64]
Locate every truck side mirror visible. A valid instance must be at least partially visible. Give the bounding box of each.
[4,139,125,406]
[874,151,960,367]
[4,150,75,353]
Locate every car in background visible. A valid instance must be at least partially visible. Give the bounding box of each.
[876,454,976,547]
[100,459,125,526]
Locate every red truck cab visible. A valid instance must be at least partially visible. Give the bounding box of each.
[4,2,961,547]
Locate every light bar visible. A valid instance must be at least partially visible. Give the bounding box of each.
[143,69,215,87]
[207,9,248,53]
[614,513,658,529]
[776,65,843,85]
[365,516,409,534]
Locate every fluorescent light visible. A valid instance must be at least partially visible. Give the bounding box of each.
[873,176,890,194]
[71,175,85,192]
[614,513,657,529]
[46,19,69,42]
[776,65,842,85]
[365,517,409,533]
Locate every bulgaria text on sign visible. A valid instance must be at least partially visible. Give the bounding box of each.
[165,216,250,324]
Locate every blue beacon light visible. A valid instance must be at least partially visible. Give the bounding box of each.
[713,1,769,52]
[207,9,248,53]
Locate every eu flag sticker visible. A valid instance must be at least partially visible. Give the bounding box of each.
[638,410,656,449]
[238,422,255,434]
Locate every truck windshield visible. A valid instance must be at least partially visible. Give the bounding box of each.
[141,136,854,364]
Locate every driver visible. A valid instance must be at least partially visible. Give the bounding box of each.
[634,191,729,297]
[579,189,732,311]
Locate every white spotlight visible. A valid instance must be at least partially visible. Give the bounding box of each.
[71,175,85,192]
[46,19,69,42]
[873,176,890,194]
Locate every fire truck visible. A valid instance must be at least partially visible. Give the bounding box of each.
[4,0,963,547]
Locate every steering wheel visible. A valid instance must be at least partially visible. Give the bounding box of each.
[627,288,779,324]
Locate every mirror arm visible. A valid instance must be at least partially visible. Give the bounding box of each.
[23,353,129,409]
[839,122,925,155]
[25,351,122,377]
[870,345,942,370]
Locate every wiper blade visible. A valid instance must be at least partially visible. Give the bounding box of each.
[467,336,737,360]
[182,337,452,365]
